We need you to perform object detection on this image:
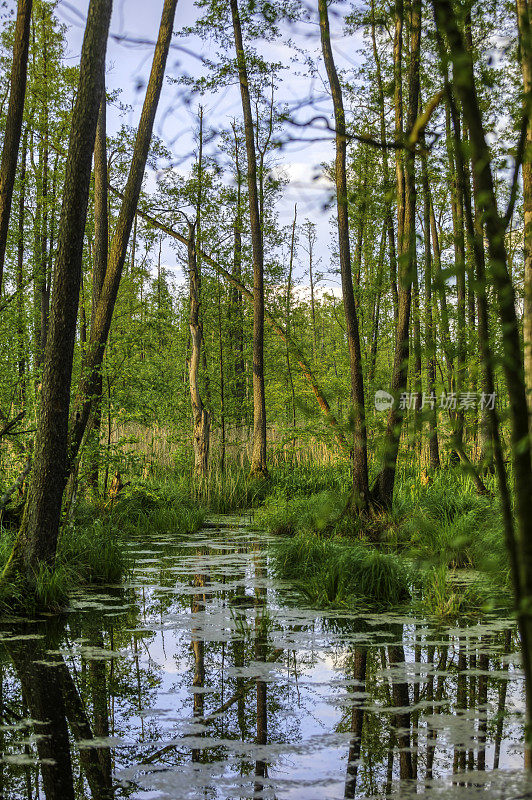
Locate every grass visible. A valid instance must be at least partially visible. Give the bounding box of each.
[272,531,412,609]
[0,480,207,611]
[254,465,510,618]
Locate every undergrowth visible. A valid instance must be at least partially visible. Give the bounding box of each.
[256,467,510,618]
[0,480,206,611]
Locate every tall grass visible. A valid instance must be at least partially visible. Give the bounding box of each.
[272,531,412,608]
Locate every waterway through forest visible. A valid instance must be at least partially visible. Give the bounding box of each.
[0,514,530,799]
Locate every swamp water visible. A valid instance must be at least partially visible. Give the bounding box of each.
[0,514,530,799]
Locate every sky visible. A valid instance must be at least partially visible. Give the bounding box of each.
[51,0,363,294]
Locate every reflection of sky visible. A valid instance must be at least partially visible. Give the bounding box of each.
[54,0,366,290]
[1,517,528,799]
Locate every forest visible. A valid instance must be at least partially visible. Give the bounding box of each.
[0,0,531,796]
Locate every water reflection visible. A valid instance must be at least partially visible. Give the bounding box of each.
[0,516,529,799]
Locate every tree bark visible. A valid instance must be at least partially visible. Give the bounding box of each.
[87,91,108,496]
[420,136,440,469]
[516,0,532,424]
[434,0,532,754]
[319,0,369,512]
[67,0,179,469]
[0,0,32,297]
[230,0,268,478]
[188,223,210,475]
[373,0,420,508]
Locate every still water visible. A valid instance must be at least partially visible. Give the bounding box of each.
[0,514,530,799]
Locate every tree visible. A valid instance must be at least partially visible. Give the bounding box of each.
[2,0,113,582]
[230,0,268,478]
[0,0,32,297]
[319,0,370,513]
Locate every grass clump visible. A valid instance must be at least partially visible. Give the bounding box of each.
[272,532,411,609]
[255,489,342,536]
[419,566,493,619]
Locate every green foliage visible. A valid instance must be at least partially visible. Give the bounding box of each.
[393,471,509,582]
[255,488,343,535]
[419,566,491,619]
[272,532,412,609]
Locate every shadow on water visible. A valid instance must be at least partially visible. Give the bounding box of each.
[0,514,531,799]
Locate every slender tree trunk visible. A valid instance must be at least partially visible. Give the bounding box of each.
[307,224,318,359]
[87,92,108,496]
[217,281,226,472]
[188,224,210,475]
[17,129,28,411]
[373,0,420,508]
[286,204,297,430]
[370,0,398,321]
[319,0,369,512]
[230,0,268,477]
[0,0,32,297]
[67,0,179,468]
[2,0,112,583]
[368,226,387,384]
[445,96,466,448]
[229,124,245,426]
[420,136,440,469]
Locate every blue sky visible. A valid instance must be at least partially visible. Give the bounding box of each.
[54,0,362,293]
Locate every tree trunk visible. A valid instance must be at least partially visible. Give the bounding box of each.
[420,135,440,470]
[188,224,210,475]
[0,0,32,297]
[373,0,420,508]
[67,0,179,468]
[230,0,268,478]
[87,92,108,496]
[17,129,28,411]
[319,0,369,512]
[2,0,112,584]
[434,0,532,755]
[516,0,532,424]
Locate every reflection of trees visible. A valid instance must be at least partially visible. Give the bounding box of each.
[191,550,208,763]
[344,648,367,798]
[5,626,114,800]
